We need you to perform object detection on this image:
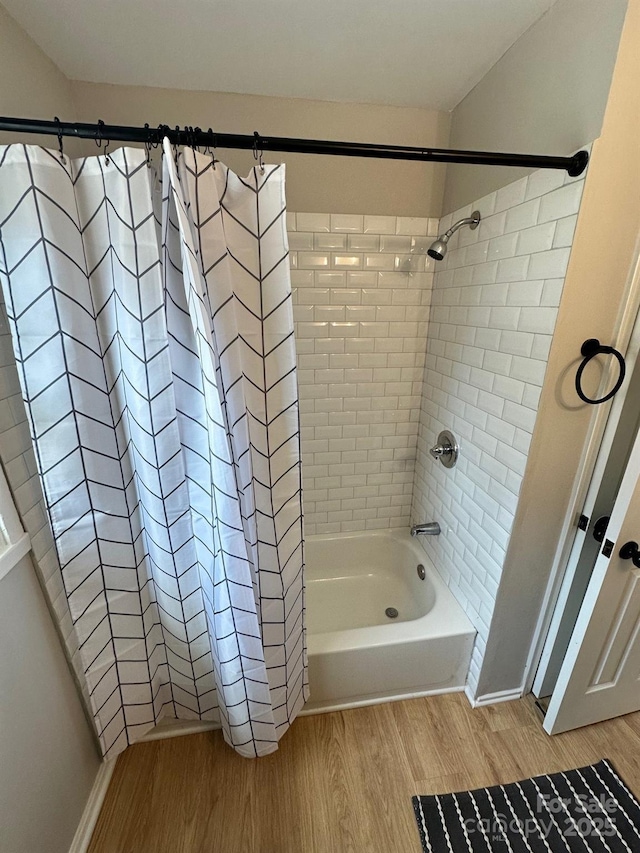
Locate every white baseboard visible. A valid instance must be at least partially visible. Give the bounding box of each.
[464,685,525,709]
[139,719,220,741]
[68,758,116,853]
[68,719,221,852]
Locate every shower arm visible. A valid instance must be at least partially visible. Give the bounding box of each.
[442,213,481,240]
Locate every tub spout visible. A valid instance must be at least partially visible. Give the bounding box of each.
[411,522,441,537]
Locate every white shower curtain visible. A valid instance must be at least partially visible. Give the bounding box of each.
[0,142,307,758]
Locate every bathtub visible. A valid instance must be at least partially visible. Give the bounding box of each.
[301,529,476,713]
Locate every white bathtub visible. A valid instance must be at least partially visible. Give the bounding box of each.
[302,529,476,713]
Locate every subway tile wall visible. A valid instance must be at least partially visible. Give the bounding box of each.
[411,166,586,696]
[288,213,437,535]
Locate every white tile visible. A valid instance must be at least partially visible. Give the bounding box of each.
[471,261,498,286]
[380,235,411,253]
[297,213,330,232]
[316,271,346,286]
[499,330,534,357]
[522,384,542,410]
[291,270,313,287]
[477,211,506,242]
[527,248,571,279]
[396,217,428,236]
[494,177,528,213]
[376,305,405,322]
[489,307,521,331]
[496,256,530,283]
[361,288,390,305]
[493,374,525,403]
[531,334,553,361]
[427,218,440,236]
[510,356,546,386]
[518,306,558,334]
[346,305,376,322]
[298,287,331,304]
[286,212,297,232]
[333,254,363,269]
[364,253,395,271]
[359,322,389,338]
[314,305,346,322]
[504,198,540,233]
[524,169,565,200]
[315,233,346,250]
[464,241,489,266]
[294,305,314,322]
[541,278,564,307]
[348,234,380,251]
[538,181,583,223]
[411,237,432,255]
[348,271,378,287]
[364,215,396,234]
[288,232,313,250]
[553,215,578,248]
[331,214,364,232]
[298,252,330,269]
[479,283,508,307]
[506,280,544,307]
[488,233,518,261]
[298,321,329,338]
[515,222,556,256]
[395,254,425,273]
[502,400,537,432]
[330,322,360,337]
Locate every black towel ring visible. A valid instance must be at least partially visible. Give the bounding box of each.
[575,338,626,404]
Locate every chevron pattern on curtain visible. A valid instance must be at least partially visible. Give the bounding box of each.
[0,142,307,758]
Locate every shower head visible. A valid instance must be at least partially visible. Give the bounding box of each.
[427,210,481,261]
[427,236,449,261]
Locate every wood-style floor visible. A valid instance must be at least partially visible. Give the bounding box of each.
[88,693,640,852]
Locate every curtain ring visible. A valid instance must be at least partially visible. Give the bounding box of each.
[205,128,217,169]
[206,128,217,169]
[173,126,180,170]
[253,131,265,174]
[54,116,64,161]
[143,123,153,167]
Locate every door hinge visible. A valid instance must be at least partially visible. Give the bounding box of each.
[578,514,589,531]
[602,539,615,558]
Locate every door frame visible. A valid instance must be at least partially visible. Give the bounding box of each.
[524,239,640,696]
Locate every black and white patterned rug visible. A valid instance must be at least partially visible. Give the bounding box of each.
[413,759,640,851]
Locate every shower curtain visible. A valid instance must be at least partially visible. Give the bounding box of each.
[0,141,307,759]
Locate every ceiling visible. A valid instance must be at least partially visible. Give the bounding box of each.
[3,0,559,111]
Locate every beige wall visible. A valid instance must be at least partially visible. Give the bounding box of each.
[477,0,640,697]
[0,7,100,852]
[0,3,77,144]
[442,0,627,213]
[70,81,450,216]
[0,558,100,853]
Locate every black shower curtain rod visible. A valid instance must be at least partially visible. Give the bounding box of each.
[0,115,589,176]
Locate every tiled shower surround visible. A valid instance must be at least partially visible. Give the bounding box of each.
[0,169,585,706]
[411,166,586,695]
[288,213,437,535]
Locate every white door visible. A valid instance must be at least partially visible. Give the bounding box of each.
[544,419,640,733]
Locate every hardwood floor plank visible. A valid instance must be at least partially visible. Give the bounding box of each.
[88,694,640,852]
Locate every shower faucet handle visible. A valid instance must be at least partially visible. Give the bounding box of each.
[429,430,458,469]
[429,443,450,459]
